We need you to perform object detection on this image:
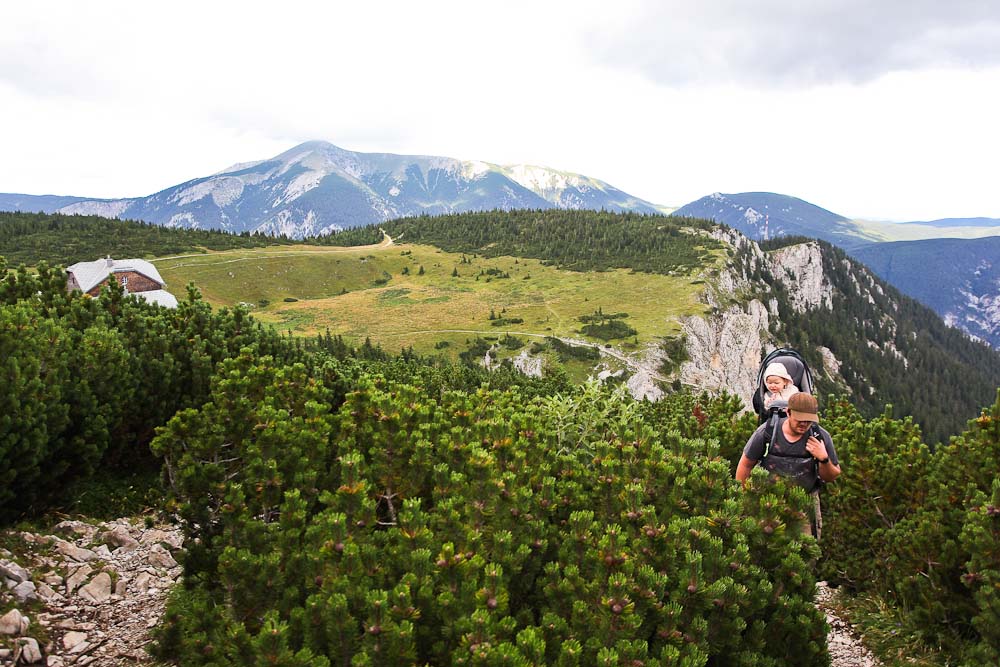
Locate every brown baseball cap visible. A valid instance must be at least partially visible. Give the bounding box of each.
[788,392,819,422]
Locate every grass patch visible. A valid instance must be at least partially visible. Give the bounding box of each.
[154,241,715,364]
[826,589,953,667]
[378,288,415,305]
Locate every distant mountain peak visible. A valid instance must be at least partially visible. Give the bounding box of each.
[672,191,878,249]
[5,142,660,239]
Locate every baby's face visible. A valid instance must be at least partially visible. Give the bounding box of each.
[765,376,788,393]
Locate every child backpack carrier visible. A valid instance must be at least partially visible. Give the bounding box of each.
[752,348,822,492]
[751,348,814,423]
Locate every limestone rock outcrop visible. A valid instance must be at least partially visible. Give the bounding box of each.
[680,300,770,409]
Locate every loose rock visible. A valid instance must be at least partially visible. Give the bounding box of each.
[0,608,29,635]
[816,582,883,667]
[54,541,98,563]
[34,582,64,603]
[16,636,43,664]
[77,573,113,604]
[12,580,38,604]
[64,565,92,594]
[2,520,183,667]
[140,529,182,549]
[52,521,92,537]
[61,631,87,650]
[0,560,30,584]
[147,545,177,570]
[98,526,139,551]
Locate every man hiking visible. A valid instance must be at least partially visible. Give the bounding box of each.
[736,392,841,539]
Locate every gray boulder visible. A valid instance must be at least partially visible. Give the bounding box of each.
[0,608,29,635]
[77,572,113,604]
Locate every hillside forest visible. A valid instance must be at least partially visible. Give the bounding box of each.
[1,210,1000,665]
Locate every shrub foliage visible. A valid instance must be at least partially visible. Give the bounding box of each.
[150,376,827,666]
[819,395,1000,661]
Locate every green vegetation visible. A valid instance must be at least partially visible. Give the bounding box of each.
[578,309,630,324]
[547,336,600,362]
[579,309,638,341]
[815,397,1000,664]
[658,335,690,376]
[0,258,307,522]
[0,211,292,265]
[330,209,723,274]
[499,333,525,350]
[4,208,1000,663]
[149,368,826,666]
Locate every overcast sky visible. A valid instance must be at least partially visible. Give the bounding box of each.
[3,1,1000,221]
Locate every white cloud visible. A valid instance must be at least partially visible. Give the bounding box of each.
[589,0,1000,87]
[1,1,999,220]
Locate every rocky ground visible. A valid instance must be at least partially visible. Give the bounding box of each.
[816,582,883,667]
[1,519,181,666]
[2,519,880,667]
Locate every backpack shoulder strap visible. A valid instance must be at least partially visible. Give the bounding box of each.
[762,413,781,459]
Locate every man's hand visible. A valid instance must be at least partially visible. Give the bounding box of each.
[805,436,828,461]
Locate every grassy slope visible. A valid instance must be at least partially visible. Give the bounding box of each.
[154,239,713,361]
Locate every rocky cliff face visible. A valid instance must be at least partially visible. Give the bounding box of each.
[769,243,834,312]
[680,301,770,409]
[678,237,844,409]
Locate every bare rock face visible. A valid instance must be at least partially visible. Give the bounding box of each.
[511,349,543,377]
[680,300,770,409]
[675,236,851,407]
[770,242,833,313]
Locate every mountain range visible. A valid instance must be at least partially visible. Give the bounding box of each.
[0,141,661,238]
[4,141,1000,347]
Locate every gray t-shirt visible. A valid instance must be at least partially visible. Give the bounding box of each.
[743,419,838,492]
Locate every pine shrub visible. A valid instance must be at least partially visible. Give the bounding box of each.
[151,371,828,666]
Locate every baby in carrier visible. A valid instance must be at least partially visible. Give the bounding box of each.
[762,362,799,409]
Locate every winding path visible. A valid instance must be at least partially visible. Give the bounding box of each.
[817,582,882,666]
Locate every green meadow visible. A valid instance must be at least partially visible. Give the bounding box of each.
[154,240,714,360]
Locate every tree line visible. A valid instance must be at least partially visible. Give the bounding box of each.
[327,210,723,275]
[0,211,295,266]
